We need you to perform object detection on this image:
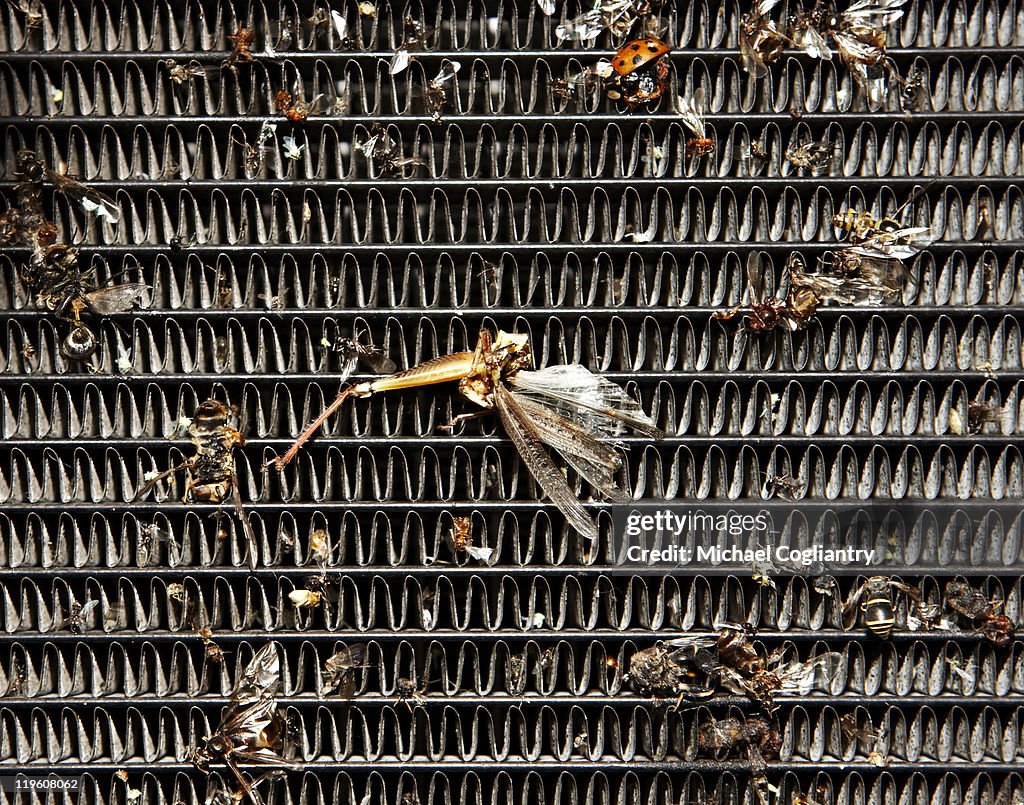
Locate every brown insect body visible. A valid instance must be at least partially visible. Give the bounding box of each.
[698,715,781,763]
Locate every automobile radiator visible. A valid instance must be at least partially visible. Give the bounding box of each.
[1,2,1023,805]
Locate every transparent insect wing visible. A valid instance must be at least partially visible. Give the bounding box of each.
[509,365,662,439]
[792,24,833,60]
[536,0,556,14]
[746,251,766,306]
[465,545,494,563]
[434,59,461,84]
[234,643,282,701]
[83,282,148,315]
[841,0,906,28]
[676,91,707,139]
[390,47,412,75]
[555,9,604,42]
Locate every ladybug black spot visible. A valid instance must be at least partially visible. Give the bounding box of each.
[648,43,660,52]
[630,43,641,51]
[633,54,643,65]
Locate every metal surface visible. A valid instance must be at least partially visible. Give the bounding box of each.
[1,0,1023,804]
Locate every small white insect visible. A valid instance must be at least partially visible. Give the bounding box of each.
[289,589,322,607]
[115,346,134,374]
[282,135,305,160]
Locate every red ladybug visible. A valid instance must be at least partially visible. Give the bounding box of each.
[606,38,672,109]
[612,38,672,76]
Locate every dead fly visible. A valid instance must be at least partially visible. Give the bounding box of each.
[274,89,325,122]
[965,401,1014,434]
[234,122,277,178]
[762,472,801,499]
[389,15,432,75]
[322,643,370,696]
[162,59,210,85]
[425,59,461,123]
[697,715,781,770]
[5,0,42,27]
[739,132,769,175]
[792,249,907,306]
[189,644,296,805]
[841,576,923,638]
[138,399,257,570]
[784,138,834,175]
[207,772,284,805]
[626,641,718,705]
[714,252,809,332]
[445,515,494,563]
[555,0,664,43]
[944,579,1015,647]
[223,25,256,73]
[6,149,119,224]
[681,623,840,713]
[357,123,427,177]
[60,599,99,634]
[327,329,397,378]
[270,328,663,542]
[740,0,788,78]
[676,89,714,157]
[199,627,226,663]
[394,674,429,712]
[789,0,907,104]
[839,713,884,753]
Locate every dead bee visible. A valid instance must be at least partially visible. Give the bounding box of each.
[445,514,494,563]
[785,139,835,175]
[389,15,432,75]
[424,59,461,123]
[138,399,257,570]
[841,576,923,638]
[626,641,718,705]
[198,626,226,663]
[677,89,714,156]
[697,715,781,771]
[740,0,788,78]
[223,25,256,73]
[274,89,325,122]
[944,579,1015,647]
[162,59,210,85]
[792,249,907,307]
[832,203,933,259]
[322,643,370,696]
[189,644,297,805]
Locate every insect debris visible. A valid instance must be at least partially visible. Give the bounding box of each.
[424,59,461,123]
[445,514,494,563]
[740,0,788,78]
[389,15,433,75]
[713,252,817,332]
[270,328,663,542]
[198,626,227,663]
[223,25,257,73]
[274,89,326,122]
[0,150,142,362]
[137,399,257,569]
[189,644,297,805]
[785,138,835,175]
[322,643,371,696]
[357,123,427,177]
[943,579,1015,647]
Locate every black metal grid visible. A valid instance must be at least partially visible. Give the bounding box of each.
[1,0,1023,803]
